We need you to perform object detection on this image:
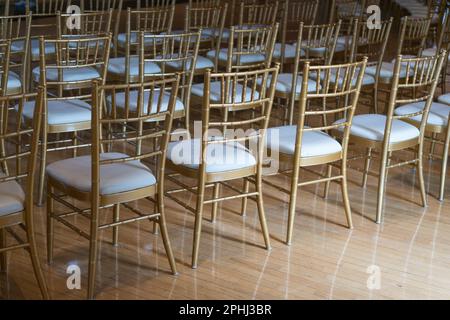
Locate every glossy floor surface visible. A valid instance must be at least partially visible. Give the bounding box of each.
[1,141,449,299]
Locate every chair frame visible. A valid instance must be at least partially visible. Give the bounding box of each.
[238,1,279,27]
[56,9,114,38]
[346,53,446,223]
[46,77,180,299]
[0,88,49,299]
[166,65,280,268]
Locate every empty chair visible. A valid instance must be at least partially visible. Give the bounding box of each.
[46,77,180,299]
[0,89,49,299]
[339,53,446,223]
[56,9,113,38]
[165,65,280,268]
[263,58,367,244]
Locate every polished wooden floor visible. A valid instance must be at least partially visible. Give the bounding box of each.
[1,138,449,299]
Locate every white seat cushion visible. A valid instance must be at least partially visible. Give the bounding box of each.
[365,62,411,79]
[11,38,56,57]
[191,81,260,103]
[117,32,163,47]
[309,68,375,86]
[7,71,22,93]
[107,90,185,118]
[335,114,420,143]
[438,93,450,105]
[206,49,266,65]
[32,66,101,82]
[257,73,320,94]
[423,47,450,62]
[167,139,256,173]
[166,55,215,71]
[0,175,25,217]
[19,99,92,126]
[265,125,342,157]
[46,152,156,195]
[108,56,161,76]
[395,101,450,127]
[272,43,297,59]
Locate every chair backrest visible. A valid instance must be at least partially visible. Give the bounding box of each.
[396,15,432,57]
[137,0,176,8]
[185,3,228,63]
[91,76,180,201]
[38,34,111,97]
[385,53,446,144]
[57,9,113,37]
[26,0,72,15]
[127,6,175,36]
[0,41,11,97]
[188,0,221,8]
[0,89,44,213]
[349,17,392,67]
[81,0,123,11]
[238,1,278,27]
[197,65,279,174]
[226,23,278,72]
[296,58,368,161]
[2,0,10,16]
[139,31,201,129]
[0,14,32,93]
[281,0,318,29]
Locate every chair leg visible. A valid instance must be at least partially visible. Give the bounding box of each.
[341,162,354,229]
[286,162,301,245]
[38,131,48,206]
[72,131,78,158]
[430,132,438,160]
[0,228,7,273]
[157,195,178,275]
[87,209,100,300]
[376,147,389,224]
[416,147,428,207]
[362,148,372,188]
[46,185,54,264]
[191,178,206,269]
[255,173,271,250]
[27,225,50,300]
[241,178,250,216]
[439,127,450,201]
[211,183,220,223]
[112,204,120,246]
[323,165,333,198]
[373,85,379,114]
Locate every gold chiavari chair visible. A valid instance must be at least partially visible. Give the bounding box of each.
[275,0,319,65]
[183,3,228,73]
[80,0,124,57]
[26,0,73,62]
[226,0,259,27]
[271,21,341,124]
[0,41,11,97]
[165,65,279,268]
[112,31,200,134]
[0,88,49,299]
[347,18,393,114]
[30,35,112,205]
[203,23,278,75]
[113,6,175,58]
[263,58,367,245]
[0,13,32,94]
[340,53,446,223]
[46,77,179,300]
[188,0,221,7]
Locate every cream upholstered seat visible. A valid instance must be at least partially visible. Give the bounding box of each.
[395,101,450,127]
[335,114,420,143]
[116,32,164,48]
[108,90,185,118]
[422,47,450,62]
[11,38,56,59]
[265,125,342,157]
[46,152,157,195]
[257,73,320,94]
[365,62,411,80]
[19,100,92,126]
[32,66,100,82]
[309,68,375,86]
[0,177,25,216]
[166,56,215,71]
[206,48,266,65]
[191,81,260,103]
[167,139,256,173]
[7,71,22,93]
[272,43,297,59]
[108,56,161,77]
[438,93,450,105]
